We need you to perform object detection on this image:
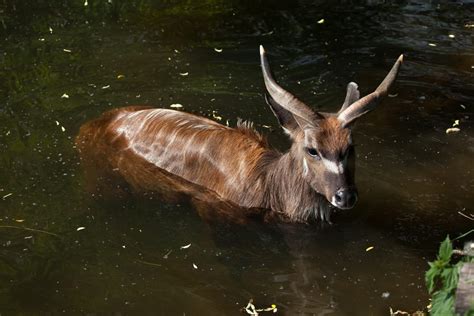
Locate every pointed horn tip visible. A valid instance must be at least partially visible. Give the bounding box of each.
[398,54,404,63]
[259,45,265,55]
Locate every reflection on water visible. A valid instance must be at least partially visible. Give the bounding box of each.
[0,0,473,314]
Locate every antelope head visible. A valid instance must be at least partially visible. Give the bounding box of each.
[260,45,403,210]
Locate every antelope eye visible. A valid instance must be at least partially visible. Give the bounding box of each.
[306,147,320,159]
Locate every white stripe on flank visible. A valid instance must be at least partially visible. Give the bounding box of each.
[322,157,344,174]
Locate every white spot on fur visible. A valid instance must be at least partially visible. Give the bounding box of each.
[282,127,291,136]
[302,158,309,176]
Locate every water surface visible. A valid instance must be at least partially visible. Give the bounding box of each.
[1,1,473,314]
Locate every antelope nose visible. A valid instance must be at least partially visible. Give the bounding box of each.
[334,188,358,209]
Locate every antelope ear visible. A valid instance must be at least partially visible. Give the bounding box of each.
[265,93,317,136]
[265,93,299,135]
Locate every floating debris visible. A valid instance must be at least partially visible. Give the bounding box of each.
[0,225,59,238]
[15,219,25,223]
[428,43,437,47]
[244,301,258,316]
[179,72,189,76]
[170,104,183,109]
[317,18,325,24]
[212,110,222,121]
[49,27,53,34]
[192,263,198,269]
[61,93,69,99]
[63,49,72,53]
[180,243,191,249]
[101,85,110,89]
[117,74,125,79]
[163,249,172,259]
[136,259,162,268]
[448,34,455,38]
[366,246,374,252]
[389,307,424,316]
[243,299,277,315]
[76,227,86,231]
[381,292,390,298]
[61,126,66,132]
[460,104,466,109]
[446,120,461,134]
[457,210,474,221]
[388,93,398,98]
[2,193,13,200]
[446,127,460,134]
[214,48,223,53]
[84,0,88,6]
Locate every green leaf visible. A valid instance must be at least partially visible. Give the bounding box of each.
[441,267,459,291]
[439,236,453,262]
[426,265,438,293]
[430,290,455,316]
[463,307,474,316]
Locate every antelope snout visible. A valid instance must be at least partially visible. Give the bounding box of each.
[332,188,358,210]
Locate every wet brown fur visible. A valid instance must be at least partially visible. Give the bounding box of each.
[315,117,351,159]
[76,106,338,222]
[75,52,402,223]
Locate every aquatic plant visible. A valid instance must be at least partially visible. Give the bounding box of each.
[425,235,474,316]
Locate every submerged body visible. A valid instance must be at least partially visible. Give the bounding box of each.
[76,46,402,223]
[76,106,328,222]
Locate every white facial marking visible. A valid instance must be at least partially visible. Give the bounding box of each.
[282,127,291,136]
[330,196,338,207]
[322,157,344,174]
[302,158,309,176]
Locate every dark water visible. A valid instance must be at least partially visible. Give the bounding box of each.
[1,1,473,314]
